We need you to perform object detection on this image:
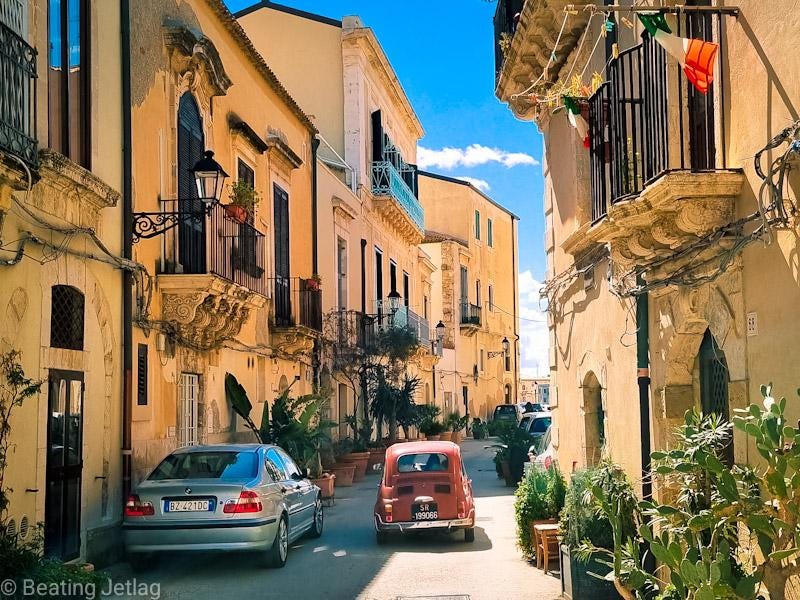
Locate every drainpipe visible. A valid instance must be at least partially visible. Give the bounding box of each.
[311,136,319,276]
[636,278,651,501]
[120,0,133,505]
[636,276,655,573]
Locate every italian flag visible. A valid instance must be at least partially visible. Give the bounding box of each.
[637,12,719,94]
[563,96,589,148]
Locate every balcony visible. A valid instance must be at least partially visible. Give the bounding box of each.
[374,300,431,349]
[325,309,378,367]
[493,0,524,83]
[371,161,425,243]
[158,202,267,350]
[269,277,322,356]
[0,19,37,196]
[564,12,745,283]
[460,302,482,335]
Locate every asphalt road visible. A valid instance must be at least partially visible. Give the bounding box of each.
[110,439,561,600]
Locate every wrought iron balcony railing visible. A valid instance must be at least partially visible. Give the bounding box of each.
[460,302,482,327]
[270,277,322,332]
[374,300,431,348]
[370,160,425,231]
[493,0,524,83]
[326,309,377,354]
[163,200,267,296]
[0,20,37,168]
[589,11,729,222]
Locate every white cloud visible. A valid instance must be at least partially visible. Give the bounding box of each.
[455,176,491,192]
[417,144,539,170]
[518,270,549,378]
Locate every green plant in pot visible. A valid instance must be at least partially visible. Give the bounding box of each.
[559,469,619,600]
[514,464,566,559]
[471,418,487,439]
[419,419,445,440]
[226,179,260,224]
[489,425,533,485]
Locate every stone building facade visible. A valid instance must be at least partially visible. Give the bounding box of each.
[495,0,800,490]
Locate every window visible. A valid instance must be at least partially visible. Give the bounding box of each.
[148,451,258,481]
[397,453,449,473]
[265,449,287,482]
[48,0,90,166]
[423,295,428,320]
[389,260,397,295]
[474,210,481,240]
[337,237,347,310]
[237,159,256,220]
[460,266,468,303]
[505,349,511,372]
[276,448,301,479]
[50,285,84,350]
[488,285,494,312]
[487,218,493,247]
[476,280,482,307]
[137,344,148,406]
[177,93,206,273]
[375,248,383,303]
[403,271,410,307]
[177,373,202,447]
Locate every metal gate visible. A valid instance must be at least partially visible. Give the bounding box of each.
[699,330,733,465]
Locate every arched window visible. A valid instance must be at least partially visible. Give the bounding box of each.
[177,93,206,273]
[504,384,512,404]
[699,329,732,465]
[50,286,85,350]
[582,372,604,467]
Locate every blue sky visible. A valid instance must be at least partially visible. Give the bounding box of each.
[226,0,549,375]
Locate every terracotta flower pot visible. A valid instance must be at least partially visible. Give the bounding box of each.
[367,448,385,470]
[451,432,462,444]
[224,204,248,224]
[311,473,335,499]
[340,453,369,480]
[330,463,355,487]
[439,431,453,442]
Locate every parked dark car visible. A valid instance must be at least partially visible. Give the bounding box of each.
[492,404,519,424]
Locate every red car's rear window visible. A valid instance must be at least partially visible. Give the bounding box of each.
[396,452,450,473]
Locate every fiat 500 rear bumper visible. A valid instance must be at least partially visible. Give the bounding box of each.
[374,511,474,532]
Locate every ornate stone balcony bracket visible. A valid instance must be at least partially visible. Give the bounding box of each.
[585,171,745,272]
[158,274,266,351]
[270,325,318,358]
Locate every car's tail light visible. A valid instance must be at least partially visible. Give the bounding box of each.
[125,494,154,517]
[458,500,466,520]
[384,503,393,523]
[223,490,262,514]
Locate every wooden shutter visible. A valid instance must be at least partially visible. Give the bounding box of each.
[273,184,290,279]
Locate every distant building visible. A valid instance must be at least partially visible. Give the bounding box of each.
[520,378,550,407]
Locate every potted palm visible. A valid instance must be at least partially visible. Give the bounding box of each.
[472,418,487,440]
[559,468,620,599]
[420,419,444,441]
[225,180,259,224]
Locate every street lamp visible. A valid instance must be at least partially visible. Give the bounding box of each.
[488,337,511,358]
[435,320,445,356]
[387,290,402,314]
[132,150,229,242]
[192,151,229,206]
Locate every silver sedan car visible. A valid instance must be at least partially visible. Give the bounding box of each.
[123,444,323,570]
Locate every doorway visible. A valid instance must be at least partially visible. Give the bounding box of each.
[45,370,84,560]
[698,329,732,464]
[177,93,206,273]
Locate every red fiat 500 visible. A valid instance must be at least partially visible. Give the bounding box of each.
[374,441,475,543]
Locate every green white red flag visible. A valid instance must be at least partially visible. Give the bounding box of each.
[637,12,719,94]
[563,96,589,148]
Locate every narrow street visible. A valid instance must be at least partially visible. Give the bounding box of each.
[111,439,561,600]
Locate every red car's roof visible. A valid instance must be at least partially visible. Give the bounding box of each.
[385,440,461,459]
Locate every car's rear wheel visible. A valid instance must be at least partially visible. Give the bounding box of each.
[127,552,152,573]
[263,515,289,568]
[464,528,475,543]
[376,530,389,545]
[308,496,324,538]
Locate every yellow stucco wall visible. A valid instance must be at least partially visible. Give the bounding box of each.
[1,0,124,563]
[419,174,520,422]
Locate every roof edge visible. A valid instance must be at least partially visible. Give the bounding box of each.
[418,170,520,220]
[234,1,342,28]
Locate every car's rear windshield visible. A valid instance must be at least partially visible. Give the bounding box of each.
[149,451,258,481]
[531,417,552,434]
[396,453,450,473]
[495,406,516,416]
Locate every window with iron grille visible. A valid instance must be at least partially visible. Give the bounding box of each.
[50,285,84,350]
